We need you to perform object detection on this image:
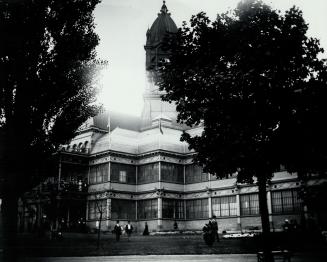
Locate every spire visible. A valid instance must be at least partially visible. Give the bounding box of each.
[160,0,168,14]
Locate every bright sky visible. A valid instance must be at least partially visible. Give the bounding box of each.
[94,0,327,116]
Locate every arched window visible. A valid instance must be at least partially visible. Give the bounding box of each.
[72,144,77,151]
[66,145,70,151]
[83,141,89,153]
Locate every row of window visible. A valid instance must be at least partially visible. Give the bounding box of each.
[88,189,302,220]
[88,163,210,185]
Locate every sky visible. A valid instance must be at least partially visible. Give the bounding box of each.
[94,0,327,116]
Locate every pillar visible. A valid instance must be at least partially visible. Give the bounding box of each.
[236,193,242,231]
[158,197,162,230]
[208,196,212,218]
[267,190,274,231]
[106,198,111,228]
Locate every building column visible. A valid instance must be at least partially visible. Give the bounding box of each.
[108,160,111,182]
[157,159,163,230]
[267,189,274,231]
[208,196,212,218]
[135,200,138,221]
[158,197,162,230]
[106,198,111,228]
[158,160,161,186]
[184,199,187,220]
[86,200,89,221]
[236,193,242,231]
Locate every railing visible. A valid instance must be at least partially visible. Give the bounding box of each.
[36,178,88,194]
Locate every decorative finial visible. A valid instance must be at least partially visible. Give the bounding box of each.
[161,0,168,14]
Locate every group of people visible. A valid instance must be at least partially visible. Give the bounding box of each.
[202,216,219,246]
[113,217,220,245]
[113,220,150,241]
[113,220,134,241]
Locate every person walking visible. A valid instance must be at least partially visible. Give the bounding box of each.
[125,221,133,241]
[114,220,122,242]
[210,215,219,242]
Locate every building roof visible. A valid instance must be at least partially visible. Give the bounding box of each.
[146,1,178,46]
[89,111,141,132]
[90,124,191,155]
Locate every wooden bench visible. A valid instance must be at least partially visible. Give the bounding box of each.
[257,250,291,262]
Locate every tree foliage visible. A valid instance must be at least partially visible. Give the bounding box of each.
[157,1,327,259]
[0,0,102,194]
[0,1,102,260]
[158,0,327,182]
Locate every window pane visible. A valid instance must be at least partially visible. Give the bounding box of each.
[138,163,159,184]
[88,199,107,220]
[212,197,221,217]
[272,191,283,213]
[229,196,238,216]
[137,199,158,219]
[249,194,259,215]
[185,165,208,184]
[292,190,302,212]
[119,171,127,183]
[111,199,135,220]
[282,191,293,213]
[111,163,136,184]
[240,195,250,216]
[220,196,230,216]
[186,199,208,219]
[161,163,183,183]
[240,194,259,216]
[272,189,302,214]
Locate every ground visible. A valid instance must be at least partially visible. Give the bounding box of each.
[11,231,327,258]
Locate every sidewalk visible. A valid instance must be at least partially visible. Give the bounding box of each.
[17,253,327,262]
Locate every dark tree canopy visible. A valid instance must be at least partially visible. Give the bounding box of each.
[158,0,327,183]
[0,0,102,193]
[1,0,103,260]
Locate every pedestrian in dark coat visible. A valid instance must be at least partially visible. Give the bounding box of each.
[143,222,149,236]
[210,216,219,242]
[125,221,133,241]
[114,220,122,241]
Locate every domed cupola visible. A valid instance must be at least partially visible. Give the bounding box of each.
[145,1,178,70]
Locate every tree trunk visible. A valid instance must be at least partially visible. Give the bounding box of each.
[97,212,102,250]
[258,174,273,262]
[1,188,19,262]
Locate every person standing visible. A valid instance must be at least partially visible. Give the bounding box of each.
[114,220,122,242]
[143,222,149,236]
[210,215,219,242]
[173,220,178,230]
[125,221,133,241]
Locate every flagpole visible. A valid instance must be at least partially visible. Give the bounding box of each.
[107,110,111,151]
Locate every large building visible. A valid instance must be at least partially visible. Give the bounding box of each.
[18,1,326,234]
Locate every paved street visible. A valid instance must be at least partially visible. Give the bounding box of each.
[17,254,327,262]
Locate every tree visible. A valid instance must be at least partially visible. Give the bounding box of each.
[0,0,102,260]
[157,0,327,260]
[93,195,106,250]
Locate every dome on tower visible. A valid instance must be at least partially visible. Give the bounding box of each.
[146,1,178,46]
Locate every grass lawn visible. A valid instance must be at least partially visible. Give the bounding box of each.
[13,231,326,258]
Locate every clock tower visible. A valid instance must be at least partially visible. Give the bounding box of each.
[141,1,179,129]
